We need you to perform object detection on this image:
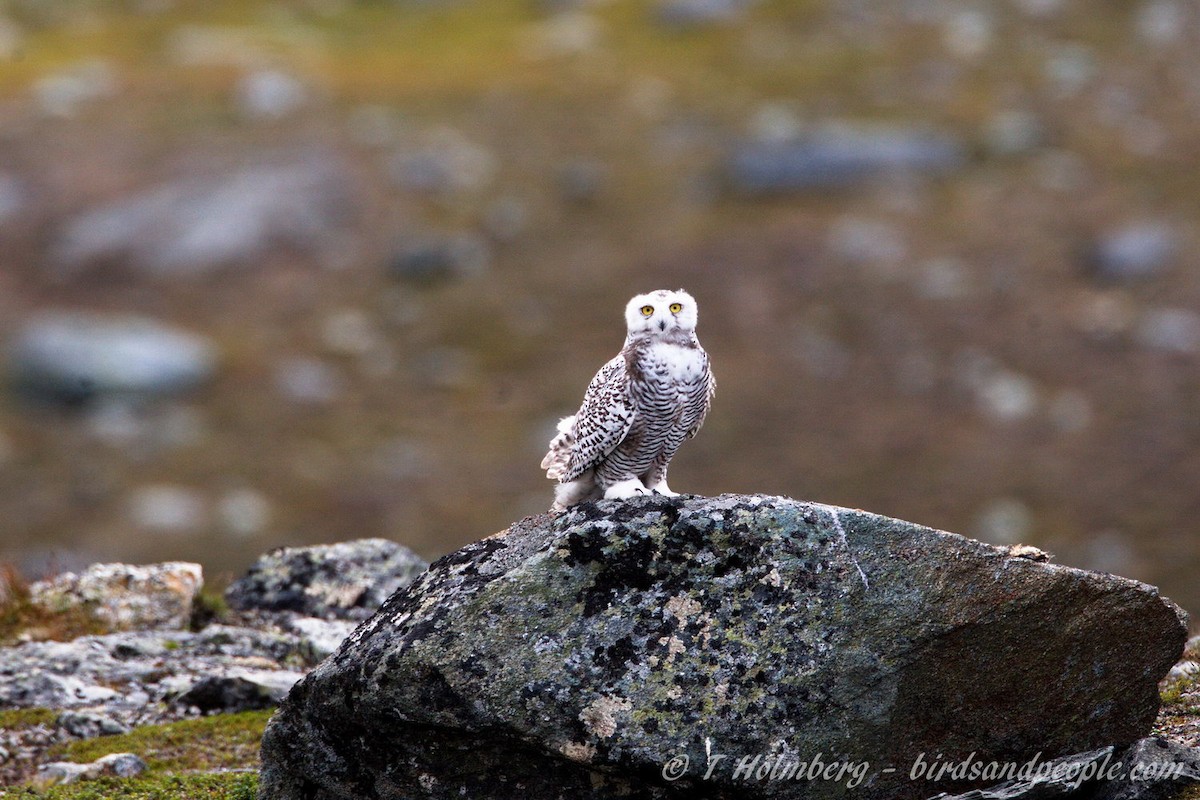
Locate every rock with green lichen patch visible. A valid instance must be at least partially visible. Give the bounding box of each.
[258,494,1187,800]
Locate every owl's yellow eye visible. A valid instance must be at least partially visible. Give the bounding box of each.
[669,302,683,314]
[640,305,654,317]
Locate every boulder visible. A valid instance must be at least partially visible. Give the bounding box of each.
[225,539,428,621]
[9,312,217,405]
[28,562,202,633]
[258,494,1187,800]
[727,124,966,194]
[51,154,356,278]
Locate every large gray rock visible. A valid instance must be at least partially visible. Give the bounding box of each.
[51,154,356,278]
[225,539,429,621]
[9,312,217,405]
[258,494,1187,800]
[728,124,966,194]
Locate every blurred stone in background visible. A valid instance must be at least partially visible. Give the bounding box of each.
[0,0,1198,619]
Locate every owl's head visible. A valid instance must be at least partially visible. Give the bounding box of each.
[624,289,699,337]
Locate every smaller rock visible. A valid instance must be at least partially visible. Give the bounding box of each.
[656,0,754,28]
[56,709,131,739]
[33,761,94,787]
[218,488,272,538]
[1135,308,1200,355]
[1135,0,1185,46]
[0,173,26,225]
[29,562,202,633]
[32,60,118,118]
[930,747,1114,799]
[973,498,1034,546]
[386,233,490,285]
[1095,737,1200,800]
[519,11,603,58]
[728,123,966,194]
[984,110,1044,156]
[34,753,146,787]
[236,68,307,119]
[225,539,428,621]
[558,160,608,206]
[274,357,343,406]
[94,752,148,778]
[388,129,495,196]
[1166,661,1200,682]
[287,617,356,662]
[9,312,217,405]
[1087,222,1178,283]
[128,486,209,534]
[176,668,303,712]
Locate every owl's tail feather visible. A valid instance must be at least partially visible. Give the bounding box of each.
[540,416,576,479]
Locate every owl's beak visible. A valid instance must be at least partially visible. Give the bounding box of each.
[658,320,667,332]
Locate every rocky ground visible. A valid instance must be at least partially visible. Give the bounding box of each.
[0,0,1199,621]
[0,539,427,790]
[0,503,1198,798]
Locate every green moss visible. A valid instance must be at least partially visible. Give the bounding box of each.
[0,707,58,729]
[49,711,273,773]
[7,772,257,799]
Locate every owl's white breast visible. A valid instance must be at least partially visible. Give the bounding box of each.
[647,342,706,381]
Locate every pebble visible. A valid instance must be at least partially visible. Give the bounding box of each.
[274,357,342,406]
[827,216,908,273]
[656,0,754,29]
[386,233,491,285]
[1043,43,1096,97]
[1087,221,1177,283]
[942,9,993,60]
[1135,308,1200,355]
[9,312,218,405]
[973,498,1033,545]
[128,485,209,534]
[558,159,608,205]
[1136,0,1185,46]
[1048,389,1093,434]
[217,489,272,538]
[236,68,308,119]
[320,308,379,357]
[32,60,118,118]
[520,11,603,58]
[388,128,496,197]
[977,368,1039,422]
[983,109,1044,156]
[0,173,25,225]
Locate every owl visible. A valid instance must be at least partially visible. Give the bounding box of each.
[541,289,715,509]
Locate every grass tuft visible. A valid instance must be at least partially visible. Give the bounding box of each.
[48,711,273,773]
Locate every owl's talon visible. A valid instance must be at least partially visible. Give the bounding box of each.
[647,481,678,497]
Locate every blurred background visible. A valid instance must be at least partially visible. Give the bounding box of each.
[0,0,1198,617]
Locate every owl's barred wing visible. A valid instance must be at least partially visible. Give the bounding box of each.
[686,357,715,438]
[542,356,635,482]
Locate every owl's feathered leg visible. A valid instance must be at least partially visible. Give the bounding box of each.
[646,479,678,497]
[552,469,602,510]
[603,477,650,500]
[642,459,679,497]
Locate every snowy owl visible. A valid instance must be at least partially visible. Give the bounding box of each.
[541,289,715,509]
